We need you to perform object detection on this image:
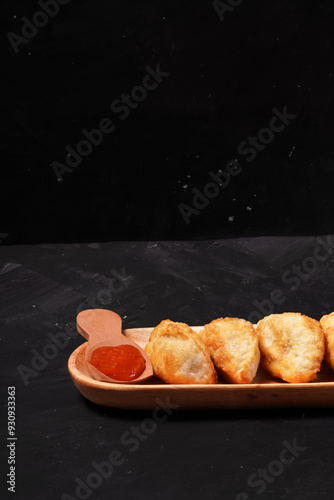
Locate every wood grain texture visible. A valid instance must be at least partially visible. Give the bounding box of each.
[68,327,334,410]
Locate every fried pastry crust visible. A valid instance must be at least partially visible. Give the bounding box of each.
[199,318,260,384]
[256,313,325,383]
[144,320,217,384]
[320,312,334,371]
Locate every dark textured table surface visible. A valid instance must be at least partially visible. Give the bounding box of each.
[1,236,334,500]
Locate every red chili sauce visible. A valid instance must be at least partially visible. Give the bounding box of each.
[90,345,146,381]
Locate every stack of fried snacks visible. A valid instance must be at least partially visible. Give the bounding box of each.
[144,312,334,385]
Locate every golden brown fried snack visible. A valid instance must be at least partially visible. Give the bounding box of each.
[144,320,217,384]
[199,318,260,384]
[256,313,325,383]
[320,312,334,371]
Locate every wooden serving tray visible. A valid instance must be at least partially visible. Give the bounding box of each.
[68,326,334,410]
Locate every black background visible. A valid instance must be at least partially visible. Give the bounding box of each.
[2,0,334,245]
